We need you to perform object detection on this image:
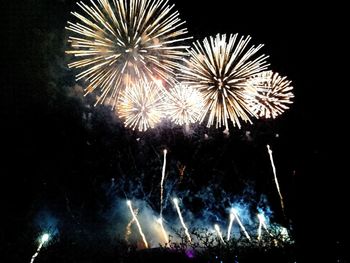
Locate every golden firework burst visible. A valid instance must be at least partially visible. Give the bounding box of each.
[66,0,191,107]
[179,33,269,129]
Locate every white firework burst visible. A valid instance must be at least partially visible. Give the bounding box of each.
[165,84,204,125]
[117,80,165,131]
[246,71,294,119]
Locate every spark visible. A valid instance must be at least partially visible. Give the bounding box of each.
[125,208,138,242]
[165,84,204,125]
[160,149,167,218]
[231,208,251,241]
[257,213,271,240]
[41,234,49,243]
[257,217,263,241]
[257,214,264,240]
[267,145,285,213]
[245,71,294,118]
[214,224,225,243]
[260,215,270,234]
[30,233,50,263]
[173,198,191,242]
[227,210,235,241]
[280,227,290,242]
[179,33,269,129]
[117,80,165,131]
[125,217,135,242]
[126,200,148,248]
[66,0,192,108]
[156,217,169,244]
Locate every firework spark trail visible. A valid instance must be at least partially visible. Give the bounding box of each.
[127,200,148,248]
[160,149,167,218]
[125,217,135,242]
[66,0,192,108]
[261,217,270,234]
[245,71,294,119]
[30,234,49,263]
[125,208,139,242]
[257,214,271,241]
[226,211,235,241]
[173,198,191,242]
[267,145,285,213]
[214,224,225,243]
[257,214,263,240]
[179,33,269,129]
[231,209,251,241]
[156,217,169,244]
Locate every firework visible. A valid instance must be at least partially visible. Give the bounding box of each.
[267,145,285,213]
[214,224,225,243]
[257,214,266,240]
[261,216,270,234]
[246,71,294,118]
[30,233,50,263]
[160,149,167,217]
[156,217,169,244]
[173,198,191,242]
[257,213,271,240]
[280,227,290,242]
[179,33,269,129]
[126,200,148,248]
[165,84,204,126]
[231,208,251,241]
[226,210,235,241]
[117,80,165,131]
[66,0,191,107]
[257,217,262,240]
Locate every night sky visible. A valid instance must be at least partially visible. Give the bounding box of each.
[4,0,347,262]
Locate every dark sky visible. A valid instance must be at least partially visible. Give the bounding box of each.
[4,0,347,262]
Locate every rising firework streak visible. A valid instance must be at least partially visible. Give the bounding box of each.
[173,198,191,242]
[227,210,235,241]
[127,200,148,248]
[214,224,225,243]
[156,217,169,244]
[257,213,271,240]
[267,145,285,213]
[231,208,251,241]
[160,149,167,218]
[30,233,49,263]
